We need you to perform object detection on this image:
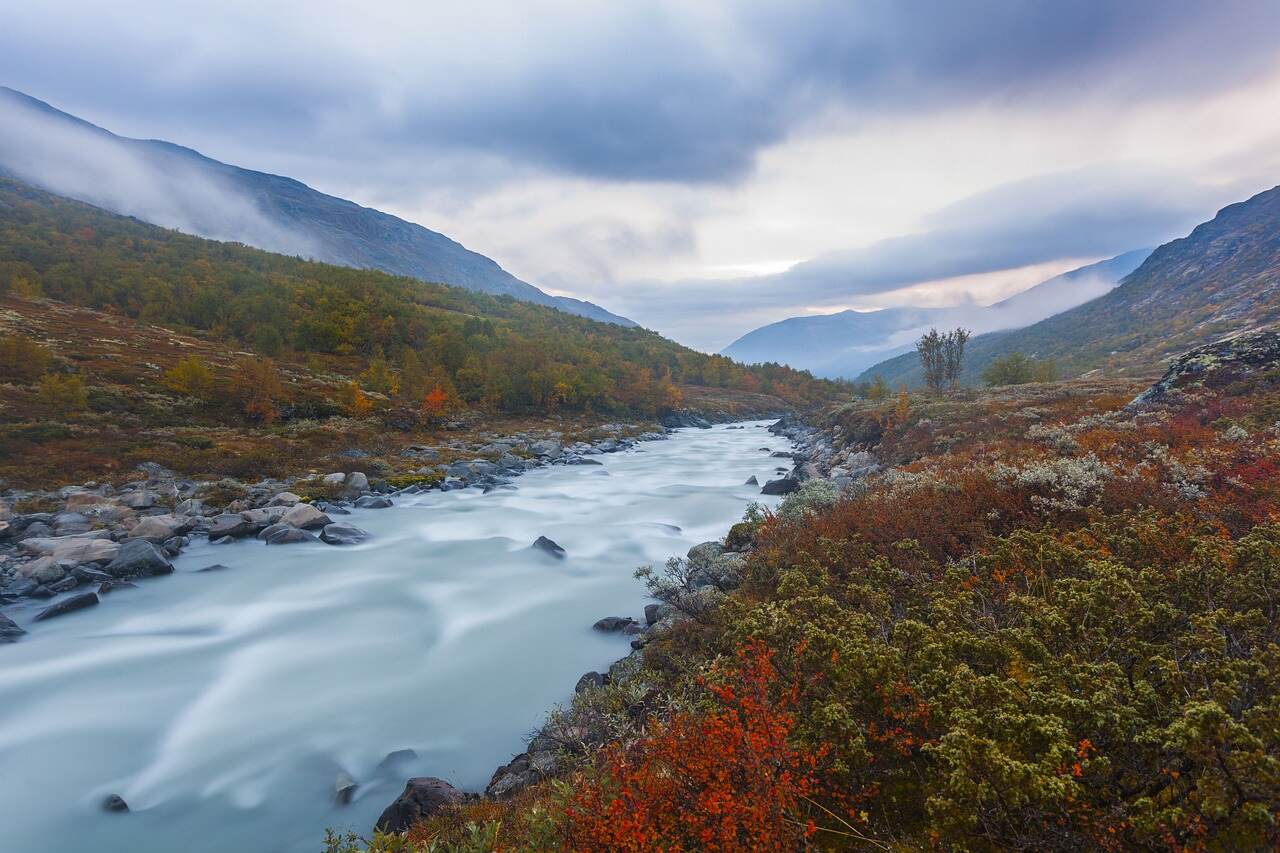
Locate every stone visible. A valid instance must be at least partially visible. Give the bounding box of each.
[279,503,330,529]
[104,539,174,578]
[375,777,463,834]
[0,612,25,642]
[592,616,637,632]
[575,671,605,693]
[263,527,318,545]
[374,749,418,776]
[65,492,115,511]
[20,556,68,585]
[197,564,230,573]
[240,506,287,527]
[744,475,759,486]
[268,491,302,506]
[645,602,674,625]
[98,580,137,595]
[531,536,566,558]
[20,534,119,564]
[33,592,99,621]
[343,472,369,496]
[127,514,188,543]
[528,439,562,459]
[761,476,800,495]
[173,498,205,516]
[119,490,157,510]
[208,514,252,539]
[52,512,92,536]
[73,566,114,584]
[101,794,129,813]
[48,576,79,594]
[322,472,347,486]
[320,523,369,546]
[353,495,393,509]
[335,772,358,806]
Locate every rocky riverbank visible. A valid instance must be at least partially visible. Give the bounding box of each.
[0,422,674,638]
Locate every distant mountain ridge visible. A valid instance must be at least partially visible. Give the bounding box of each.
[721,250,1149,378]
[0,86,634,326]
[861,184,1280,386]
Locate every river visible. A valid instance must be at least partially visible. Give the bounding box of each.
[0,421,793,853]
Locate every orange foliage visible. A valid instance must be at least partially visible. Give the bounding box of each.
[563,642,821,852]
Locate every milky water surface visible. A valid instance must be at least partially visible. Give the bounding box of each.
[0,422,792,853]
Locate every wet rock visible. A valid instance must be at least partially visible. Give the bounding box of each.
[33,592,99,621]
[48,576,79,594]
[197,563,230,573]
[208,514,252,539]
[575,671,605,693]
[375,777,463,834]
[335,772,358,806]
[0,612,25,642]
[761,476,800,495]
[644,602,674,625]
[279,503,330,529]
[73,566,114,585]
[1,577,37,598]
[104,539,174,578]
[353,495,393,509]
[263,527,318,545]
[102,794,129,813]
[744,475,759,485]
[531,536,566,559]
[98,580,137,595]
[593,616,637,632]
[320,523,369,545]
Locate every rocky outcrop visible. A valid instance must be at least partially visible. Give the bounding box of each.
[1130,330,1280,407]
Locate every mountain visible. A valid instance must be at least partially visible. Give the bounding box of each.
[0,86,633,326]
[721,250,1148,378]
[862,185,1280,386]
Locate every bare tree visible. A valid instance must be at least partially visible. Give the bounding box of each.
[917,327,970,391]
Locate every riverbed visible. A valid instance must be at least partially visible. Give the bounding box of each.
[0,421,793,853]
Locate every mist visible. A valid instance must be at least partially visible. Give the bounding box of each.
[0,89,318,258]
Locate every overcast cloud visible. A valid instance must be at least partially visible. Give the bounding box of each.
[3,1,1280,349]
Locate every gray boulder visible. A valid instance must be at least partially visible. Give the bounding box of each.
[320,523,369,546]
[761,476,800,495]
[263,527,318,545]
[575,671,605,693]
[354,495,393,509]
[104,539,174,578]
[375,777,463,833]
[0,612,25,642]
[208,514,252,539]
[279,503,330,529]
[531,536,566,558]
[592,616,637,632]
[102,794,129,813]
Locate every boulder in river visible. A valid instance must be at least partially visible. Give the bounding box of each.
[761,476,800,495]
[208,514,252,539]
[320,523,369,546]
[104,539,174,578]
[33,592,99,621]
[263,526,318,545]
[531,536,566,559]
[101,794,129,813]
[354,495,393,509]
[374,749,418,776]
[0,612,25,642]
[375,777,463,833]
[744,475,759,486]
[593,616,637,632]
[279,503,330,530]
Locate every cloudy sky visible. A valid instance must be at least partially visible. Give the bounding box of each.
[4,1,1280,349]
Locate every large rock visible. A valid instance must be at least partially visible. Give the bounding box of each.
[127,514,189,543]
[262,526,318,545]
[119,490,157,510]
[1131,330,1280,407]
[531,536,566,558]
[104,539,174,578]
[593,616,637,632]
[208,514,252,539]
[268,491,301,506]
[240,506,287,527]
[528,439,562,459]
[34,592,99,621]
[279,503,330,530]
[320,523,369,546]
[375,777,463,833]
[343,472,369,497]
[20,534,119,564]
[353,495,393,509]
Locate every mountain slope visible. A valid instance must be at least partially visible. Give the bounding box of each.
[722,251,1147,378]
[0,86,633,326]
[862,185,1280,386]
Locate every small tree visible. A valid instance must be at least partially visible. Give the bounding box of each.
[37,373,88,415]
[0,335,53,381]
[866,374,889,401]
[229,357,287,424]
[917,328,970,391]
[420,384,458,426]
[982,352,1058,386]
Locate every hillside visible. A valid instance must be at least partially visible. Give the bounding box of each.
[722,250,1147,378]
[862,185,1280,386]
[0,178,843,486]
[0,87,632,326]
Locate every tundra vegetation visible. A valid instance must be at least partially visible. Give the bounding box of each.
[336,358,1280,851]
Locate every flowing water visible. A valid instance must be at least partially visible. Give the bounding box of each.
[0,421,793,853]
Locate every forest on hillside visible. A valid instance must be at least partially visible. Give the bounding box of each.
[0,179,842,419]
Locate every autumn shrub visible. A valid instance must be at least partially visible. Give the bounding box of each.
[561,642,822,852]
[162,355,216,398]
[36,372,89,415]
[0,334,53,381]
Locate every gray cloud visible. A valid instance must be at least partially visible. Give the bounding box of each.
[3,2,1278,186]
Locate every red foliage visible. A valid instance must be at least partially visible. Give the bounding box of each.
[563,642,821,851]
